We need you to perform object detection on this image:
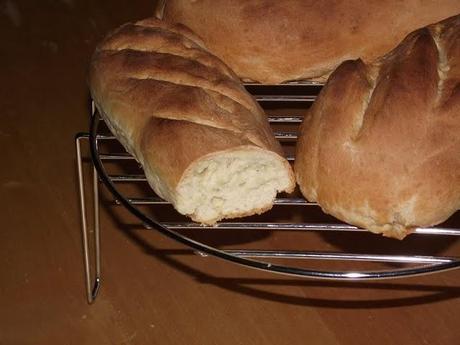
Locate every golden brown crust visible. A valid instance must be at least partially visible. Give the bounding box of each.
[140,119,255,196]
[295,15,460,239]
[159,0,460,83]
[89,17,294,220]
[99,22,239,81]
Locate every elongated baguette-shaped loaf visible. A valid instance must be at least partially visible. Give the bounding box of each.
[157,0,460,84]
[295,15,460,239]
[89,18,295,224]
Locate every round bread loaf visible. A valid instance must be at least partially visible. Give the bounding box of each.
[295,15,460,239]
[157,0,460,83]
[89,18,295,224]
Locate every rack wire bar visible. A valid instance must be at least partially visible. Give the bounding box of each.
[100,153,134,160]
[76,84,460,304]
[202,250,457,264]
[96,131,298,141]
[160,222,460,236]
[97,115,303,131]
[274,132,298,140]
[112,197,313,206]
[244,80,325,86]
[254,95,317,102]
[100,153,295,162]
[268,116,303,123]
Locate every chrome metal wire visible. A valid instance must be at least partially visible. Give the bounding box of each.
[76,83,460,303]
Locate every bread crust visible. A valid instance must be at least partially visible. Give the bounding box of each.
[89,18,295,222]
[295,15,460,239]
[159,0,460,83]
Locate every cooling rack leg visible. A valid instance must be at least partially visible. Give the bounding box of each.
[92,164,101,298]
[76,134,101,304]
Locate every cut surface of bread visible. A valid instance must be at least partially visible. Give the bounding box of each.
[175,147,293,224]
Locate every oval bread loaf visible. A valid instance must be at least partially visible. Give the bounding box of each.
[157,0,460,84]
[89,18,295,224]
[295,15,460,239]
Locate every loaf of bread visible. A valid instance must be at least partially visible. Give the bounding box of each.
[156,0,460,84]
[295,15,460,239]
[89,18,295,224]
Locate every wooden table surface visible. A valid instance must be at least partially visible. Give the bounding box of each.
[1,2,459,344]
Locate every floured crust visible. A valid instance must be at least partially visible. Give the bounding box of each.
[89,18,295,223]
[158,0,460,84]
[295,15,460,239]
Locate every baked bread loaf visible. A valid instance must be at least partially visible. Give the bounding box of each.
[295,15,460,239]
[156,0,460,84]
[89,18,295,224]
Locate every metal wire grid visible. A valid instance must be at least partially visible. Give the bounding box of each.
[76,82,460,304]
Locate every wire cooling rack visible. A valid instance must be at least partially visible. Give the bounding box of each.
[76,82,460,304]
